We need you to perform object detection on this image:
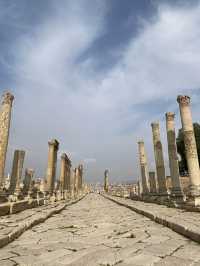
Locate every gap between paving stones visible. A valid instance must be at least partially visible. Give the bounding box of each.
[102,193,200,244]
[0,194,87,249]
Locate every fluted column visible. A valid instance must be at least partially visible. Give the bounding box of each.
[177,95,200,205]
[165,112,183,198]
[149,171,157,193]
[0,92,14,188]
[46,139,59,194]
[138,141,149,195]
[151,122,167,194]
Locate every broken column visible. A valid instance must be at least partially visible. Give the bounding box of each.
[9,150,25,199]
[151,122,168,195]
[0,92,14,190]
[177,95,200,206]
[23,168,34,196]
[149,171,157,194]
[138,140,149,196]
[104,169,109,192]
[165,112,183,202]
[46,139,59,195]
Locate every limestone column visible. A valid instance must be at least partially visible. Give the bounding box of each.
[177,95,200,205]
[104,169,109,192]
[0,92,14,188]
[165,112,183,197]
[9,150,25,195]
[151,122,167,194]
[149,171,157,193]
[138,141,149,195]
[66,158,71,190]
[78,164,83,190]
[46,139,59,194]
[59,153,67,192]
[23,168,34,195]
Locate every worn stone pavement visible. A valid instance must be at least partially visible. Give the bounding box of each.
[1,193,200,266]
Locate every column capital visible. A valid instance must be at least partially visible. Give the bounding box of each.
[177,95,190,106]
[2,92,14,105]
[165,112,175,121]
[151,122,159,129]
[61,153,67,160]
[48,139,59,150]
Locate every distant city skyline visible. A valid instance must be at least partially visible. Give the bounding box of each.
[0,0,200,182]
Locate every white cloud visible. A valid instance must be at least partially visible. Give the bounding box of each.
[4,1,200,182]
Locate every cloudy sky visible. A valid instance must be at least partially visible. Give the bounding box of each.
[0,0,200,183]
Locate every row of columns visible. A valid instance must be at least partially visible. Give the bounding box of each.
[0,91,84,202]
[138,95,200,207]
[45,138,84,200]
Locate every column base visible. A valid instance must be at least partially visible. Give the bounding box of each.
[0,190,8,203]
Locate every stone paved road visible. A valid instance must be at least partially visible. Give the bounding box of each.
[1,194,200,266]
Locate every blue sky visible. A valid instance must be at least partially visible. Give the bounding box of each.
[0,0,200,182]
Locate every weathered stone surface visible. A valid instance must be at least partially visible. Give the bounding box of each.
[0,195,85,250]
[10,200,29,214]
[0,203,10,216]
[0,92,14,189]
[0,194,200,266]
[104,194,200,245]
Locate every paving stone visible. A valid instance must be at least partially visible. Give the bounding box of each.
[0,194,200,265]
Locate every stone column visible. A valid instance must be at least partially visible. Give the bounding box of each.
[0,92,14,188]
[78,164,83,190]
[149,171,157,193]
[46,139,59,194]
[66,157,71,191]
[23,168,34,195]
[138,141,149,195]
[151,122,167,194]
[165,112,183,199]
[104,169,109,192]
[177,95,200,206]
[9,150,25,196]
[59,153,67,193]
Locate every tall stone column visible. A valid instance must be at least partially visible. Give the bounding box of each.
[0,92,14,188]
[46,139,59,194]
[104,169,109,192]
[78,164,83,190]
[138,141,149,195]
[66,157,72,191]
[177,95,200,206]
[9,150,25,196]
[165,112,183,199]
[151,122,167,194]
[149,171,157,193]
[59,153,67,193]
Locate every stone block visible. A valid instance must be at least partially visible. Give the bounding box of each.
[38,198,44,206]
[28,199,38,209]
[10,200,29,214]
[0,203,10,216]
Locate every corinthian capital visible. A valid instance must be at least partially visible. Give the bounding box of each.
[2,92,14,105]
[165,112,175,121]
[177,95,190,106]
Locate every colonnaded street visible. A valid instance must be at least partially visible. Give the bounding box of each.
[1,194,200,266]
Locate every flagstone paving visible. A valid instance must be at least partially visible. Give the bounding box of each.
[0,193,200,266]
